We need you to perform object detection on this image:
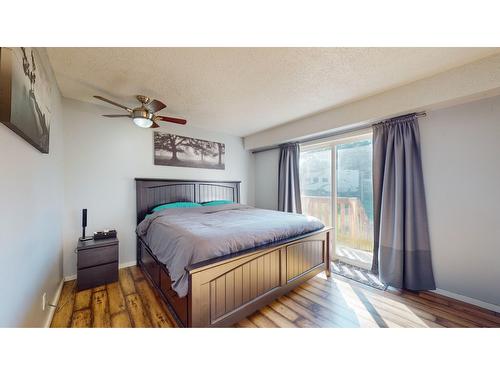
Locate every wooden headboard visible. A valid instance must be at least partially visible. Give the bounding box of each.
[135,178,241,224]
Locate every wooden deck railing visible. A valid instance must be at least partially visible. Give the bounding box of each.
[301,195,373,252]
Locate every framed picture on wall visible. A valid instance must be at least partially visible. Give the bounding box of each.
[0,47,53,154]
[154,132,225,170]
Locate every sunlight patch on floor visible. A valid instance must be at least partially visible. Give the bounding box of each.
[315,269,430,327]
[330,276,430,328]
[315,272,329,280]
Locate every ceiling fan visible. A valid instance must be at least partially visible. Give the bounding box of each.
[93,95,187,128]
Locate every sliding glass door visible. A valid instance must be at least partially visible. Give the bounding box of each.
[335,137,374,268]
[299,147,332,226]
[300,133,374,269]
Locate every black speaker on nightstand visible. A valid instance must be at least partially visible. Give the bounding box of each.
[79,208,93,241]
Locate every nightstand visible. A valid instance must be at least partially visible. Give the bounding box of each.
[76,237,119,291]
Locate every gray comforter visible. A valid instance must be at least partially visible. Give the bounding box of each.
[136,204,324,297]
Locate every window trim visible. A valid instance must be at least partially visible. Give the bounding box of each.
[300,128,373,151]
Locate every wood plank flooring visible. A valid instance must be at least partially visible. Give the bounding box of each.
[51,266,500,328]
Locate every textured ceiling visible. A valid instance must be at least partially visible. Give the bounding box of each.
[47,47,499,136]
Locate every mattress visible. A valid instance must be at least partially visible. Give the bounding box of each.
[136,204,324,298]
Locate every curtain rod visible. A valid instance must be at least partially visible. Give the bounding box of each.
[251,111,426,154]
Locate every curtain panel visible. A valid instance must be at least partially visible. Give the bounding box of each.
[372,114,435,290]
[278,143,302,214]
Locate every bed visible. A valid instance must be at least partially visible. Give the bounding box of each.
[136,178,333,327]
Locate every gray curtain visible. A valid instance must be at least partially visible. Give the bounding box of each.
[278,143,302,213]
[372,114,435,290]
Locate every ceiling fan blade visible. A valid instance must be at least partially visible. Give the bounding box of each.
[102,114,132,118]
[151,122,160,128]
[94,95,132,112]
[156,116,187,125]
[146,99,167,113]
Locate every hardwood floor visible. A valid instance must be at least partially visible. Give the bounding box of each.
[50,265,500,328]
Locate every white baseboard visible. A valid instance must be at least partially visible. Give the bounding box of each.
[63,260,137,282]
[433,288,500,313]
[63,274,76,282]
[119,260,137,269]
[44,279,64,328]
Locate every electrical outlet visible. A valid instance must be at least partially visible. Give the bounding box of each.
[42,292,47,311]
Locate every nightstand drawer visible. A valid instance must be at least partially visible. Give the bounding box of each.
[78,245,118,269]
[77,262,118,291]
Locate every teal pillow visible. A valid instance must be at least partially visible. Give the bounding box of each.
[201,200,234,206]
[151,201,202,212]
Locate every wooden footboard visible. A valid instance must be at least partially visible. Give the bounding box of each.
[187,228,332,327]
[137,227,332,327]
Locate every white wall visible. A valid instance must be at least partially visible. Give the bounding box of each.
[254,95,500,307]
[62,98,255,278]
[0,49,64,327]
[419,95,500,307]
[254,148,279,210]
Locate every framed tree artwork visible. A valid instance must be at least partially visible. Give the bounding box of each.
[0,47,54,154]
[154,132,225,170]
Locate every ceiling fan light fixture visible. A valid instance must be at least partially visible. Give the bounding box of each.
[94,94,186,128]
[133,117,153,128]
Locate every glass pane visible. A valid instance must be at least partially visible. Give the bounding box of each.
[335,139,374,266]
[299,147,332,227]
